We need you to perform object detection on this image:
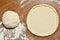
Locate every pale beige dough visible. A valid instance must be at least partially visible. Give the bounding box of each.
[2,10,20,28]
[27,4,59,36]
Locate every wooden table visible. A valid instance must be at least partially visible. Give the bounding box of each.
[0,0,60,40]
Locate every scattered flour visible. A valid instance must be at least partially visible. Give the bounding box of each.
[20,0,27,8]
[48,0,60,4]
[0,22,33,40]
[47,0,60,9]
[20,0,27,5]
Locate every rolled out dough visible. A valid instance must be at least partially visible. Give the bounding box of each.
[27,4,59,36]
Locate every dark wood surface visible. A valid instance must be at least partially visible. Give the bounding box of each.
[0,0,60,40]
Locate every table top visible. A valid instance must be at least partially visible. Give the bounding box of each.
[0,0,60,40]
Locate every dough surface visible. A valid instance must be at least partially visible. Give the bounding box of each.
[2,10,20,28]
[27,4,59,36]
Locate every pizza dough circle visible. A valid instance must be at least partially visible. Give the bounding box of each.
[2,10,20,28]
[27,4,59,36]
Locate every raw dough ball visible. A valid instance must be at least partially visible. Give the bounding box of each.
[2,10,20,28]
[27,4,59,36]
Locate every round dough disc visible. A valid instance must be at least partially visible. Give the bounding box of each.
[2,10,20,28]
[27,4,59,36]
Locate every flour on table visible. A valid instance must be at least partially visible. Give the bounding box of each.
[0,22,33,40]
[48,0,60,4]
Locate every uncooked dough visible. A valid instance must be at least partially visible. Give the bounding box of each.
[2,10,20,28]
[27,4,59,36]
